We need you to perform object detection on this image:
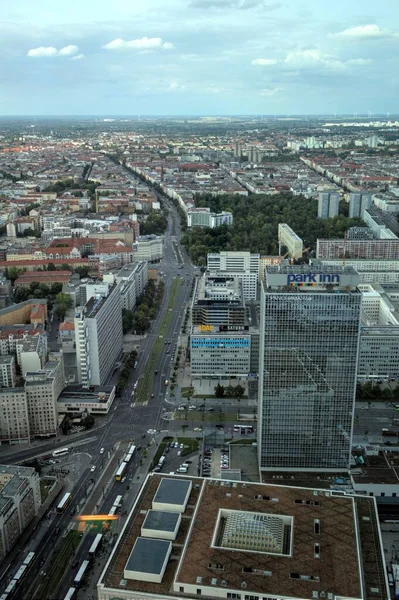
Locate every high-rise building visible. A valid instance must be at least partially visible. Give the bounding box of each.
[258,264,361,471]
[348,192,372,218]
[0,388,30,444]
[192,275,246,327]
[278,223,304,258]
[207,251,259,301]
[74,284,123,386]
[317,190,340,219]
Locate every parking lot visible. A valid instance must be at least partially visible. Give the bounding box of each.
[153,440,200,477]
[201,446,230,478]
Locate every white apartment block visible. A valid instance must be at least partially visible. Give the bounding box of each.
[207,251,260,301]
[24,353,65,438]
[0,389,30,444]
[75,285,123,386]
[320,259,399,284]
[0,465,41,561]
[0,355,16,388]
[113,262,149,311]
[187,208,233,228]
[133,235,164,262]
[278,223,303,257]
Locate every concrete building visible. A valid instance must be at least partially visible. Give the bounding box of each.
[97,473,388,600]
[348,192,372,218]
[57,385,116,415]
[25,353,65,438]
[363,206,398,240]
[317,190,340,219]
[347,227,374,240]
[278,223,303,258]
[190,325,251,379]
[258,264,361,471]
[0,389,30,444]
[74,285,123,387]
[0,355,16,388]
[316,238,399,260]
[320,258,399,284]
[0,465,41,561]
[133,235,164,262]
[192,275,246,327]
[110,261,148,311]
[207,251,260,301]
[187,208,233,229]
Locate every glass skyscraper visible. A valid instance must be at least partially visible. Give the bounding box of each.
[258,264,362,471]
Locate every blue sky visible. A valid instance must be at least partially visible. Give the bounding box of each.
[1,0,398,115]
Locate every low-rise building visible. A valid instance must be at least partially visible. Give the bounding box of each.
[187,208,233,228]
[133,235,164,263]
[57,385,116,415]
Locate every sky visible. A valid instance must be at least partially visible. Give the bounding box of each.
[1,0,398,115]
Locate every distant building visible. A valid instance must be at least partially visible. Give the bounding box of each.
[348,192,372,218]
[0,465,41,561]
[317,238,399,260]
[317,190,340,219]
[187,208,233,229]
[0,355,16,388]
[347,227,374,240]
[74,285,123,387]
[278,223,303,257]
[133,235,164,263]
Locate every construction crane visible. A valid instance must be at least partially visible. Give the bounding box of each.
[342,231,348,267]
[290,247,311,265]
[277,250,290,264]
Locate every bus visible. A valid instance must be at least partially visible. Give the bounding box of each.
[13,565,27,583]
[125,444,136,463]
[158,456,166,469]
[73,560,89,587]
[108,505,117,516]
[233,425,254,434]
[115,462,127,481]
[4,580,16,596]
[113,495,123,509]
[64,588,76,600]
[88,533,103,557]
[56,492,72,514]
[52,447,70,458]
[23,551,35,567]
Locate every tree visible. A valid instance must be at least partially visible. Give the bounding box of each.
[214,384,225,398]
[47,262,57,271]
[234,385,245,399]
[81,414,95,429]
[122,309,134,334]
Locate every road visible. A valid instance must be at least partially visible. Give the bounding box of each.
[0,189,197,599]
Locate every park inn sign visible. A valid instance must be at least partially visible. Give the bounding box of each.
[287,272,341,286]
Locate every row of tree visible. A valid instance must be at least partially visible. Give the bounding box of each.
[122,279,165,334]
[140,210,168,235]
[117,350,138,393]
[356,382,399,401]
[181,192,365,265]
[214,384,245,398]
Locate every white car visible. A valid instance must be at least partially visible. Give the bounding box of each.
[90,466,96,472]
[100,448,105,454]
[147,429,156,435]
[194,427,202,432]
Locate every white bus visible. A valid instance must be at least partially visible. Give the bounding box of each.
[64,588,76,600]
[125,443,136,463]
[158,456,166,468]
[115,462,127,481]
[13,565,27,582]
[56,492,72,514]
[73,560,89,587]
[52,447,70,458]
[88,533,103,557]
[114,495,123,508]
[23,551,35,567]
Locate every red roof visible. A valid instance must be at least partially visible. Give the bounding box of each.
[59,322,75,331]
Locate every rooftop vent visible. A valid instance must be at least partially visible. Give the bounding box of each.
[211,578,217,586]
[241,581,247,589]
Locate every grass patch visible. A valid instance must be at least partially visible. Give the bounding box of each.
[136,279,181,404]
[149,437,173,471]
[40,479,54,503]
[34,530,83,600]
[173,410,239,422]
[177,437,200,456]
[230,438,256,444]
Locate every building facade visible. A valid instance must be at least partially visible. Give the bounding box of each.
[0,389,30,444]
[348,192,372,218]
[317,238,399,260]
[207,251,260,301]
[278,223,303,258]
[190,326,251,378]
[133,236,164,262]
[0,355,16,388]
[317,190,340,219]
[192,276,246,327]
[258,265,362,471]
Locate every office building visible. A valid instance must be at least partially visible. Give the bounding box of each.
[207,251,259,301]
[97,473,388,600]
[363,206,398,240]
[347,227,374,240]
[25,352,65,438]
[192,275,246,327]
[320,258,399,284]
[133,235,164,262]
[0,355,16,388]
[0,465,41,561]
[348,192,372,218]
[317,238,399,260]
[112,261,148,311]
[317,190,340,219]
[0,389,30,444]
[74,284,123,386]
[258,264,361,471]
[278,223,303,258]
[190,325,251,379]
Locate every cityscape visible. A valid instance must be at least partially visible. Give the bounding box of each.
[1,1,399,600]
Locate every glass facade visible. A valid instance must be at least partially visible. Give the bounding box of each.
[258,282,362,471]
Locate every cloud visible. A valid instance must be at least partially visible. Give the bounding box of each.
[260,87,282,95]
[102,37,174,51]
[329,24,389,40]
[27,45,80,58]
[71,53,85,60]
[252,58,278,65]
[346,58,372,65]
[189,0,280,9]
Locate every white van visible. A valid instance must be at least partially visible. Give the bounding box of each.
[177,467,188,473]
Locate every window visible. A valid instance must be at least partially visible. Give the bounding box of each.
[179,587,184,593]
[197,590,201,595]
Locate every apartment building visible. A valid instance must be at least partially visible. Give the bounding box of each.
[207,251,260,301]
[74,285,123,386]
[0,388,29,444]
[187,208,233,228]
[278,223,303,257]
[348,192,372,218]
[316,238,399,260]
[0,355,16,388]
[317,190,340,219]
[132,235,164,262]
[320,258,399,284]
[0,465,41,561]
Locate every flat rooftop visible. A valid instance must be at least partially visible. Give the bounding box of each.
[125,537,171,575]
[99,474,388,600]
[142,510,180,533]
[153,478,191,506]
